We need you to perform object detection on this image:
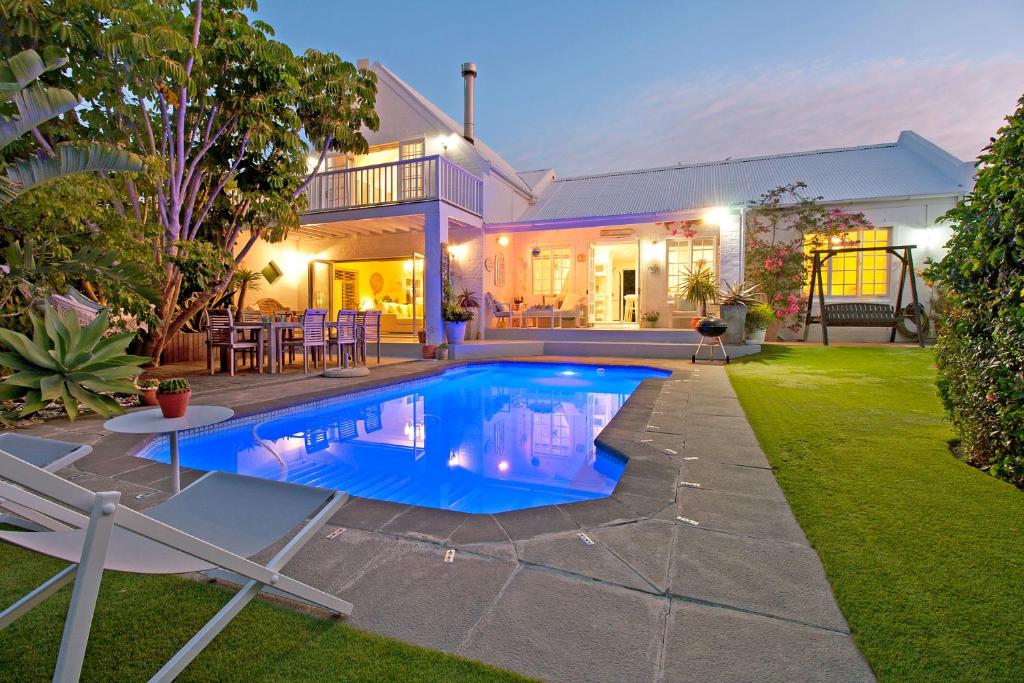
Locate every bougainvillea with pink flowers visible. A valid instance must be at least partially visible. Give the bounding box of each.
[744,183,872,330]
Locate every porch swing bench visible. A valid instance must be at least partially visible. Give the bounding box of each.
[802,244,926,347]
[814,302,897,328]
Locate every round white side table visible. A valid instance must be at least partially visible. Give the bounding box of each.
[104,405,234,494]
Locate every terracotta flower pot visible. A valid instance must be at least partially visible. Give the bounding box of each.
[156,390,191,418]
[422,344,437,359]
[417,330,427,343]
[139,387,159,406]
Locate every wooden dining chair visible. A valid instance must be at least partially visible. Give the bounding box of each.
[328,310,359,368]
[359,310,382,365]
[281,309,327,374]
[205,309,263,376]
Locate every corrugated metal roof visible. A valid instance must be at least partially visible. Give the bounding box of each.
[517,133,970,223]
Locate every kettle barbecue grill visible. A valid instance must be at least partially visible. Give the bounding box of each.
[691,316,730,363]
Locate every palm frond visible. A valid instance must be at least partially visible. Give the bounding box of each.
[3,142,143,201]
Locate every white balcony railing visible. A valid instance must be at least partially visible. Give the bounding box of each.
[303,155,483,217]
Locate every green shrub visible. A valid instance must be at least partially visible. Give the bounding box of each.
[0,306,147,421]
[745,303,775,334]
[928,94,1024,487]
[157,377,191,394]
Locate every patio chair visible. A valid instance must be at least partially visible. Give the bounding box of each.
[281,309,327,374]
[328,310,359,368]
[0,450,351,683]
[255,298,285,317]
[485,293,515,328]
[358,310,382,365]
[205,308,264,376]
[0,434,92,531]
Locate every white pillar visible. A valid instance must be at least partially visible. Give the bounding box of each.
[423,205,449,345]
[718,211,743,285]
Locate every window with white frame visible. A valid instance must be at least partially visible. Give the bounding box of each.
[532,247,572,295]
[804,227,890,297]
[399,139,425,199]
[666,238,717,302]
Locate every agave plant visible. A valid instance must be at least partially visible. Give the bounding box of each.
[0,48,143,203]
[0,306,148,420]
[719,280,760,306]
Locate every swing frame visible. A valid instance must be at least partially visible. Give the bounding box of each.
[802,244,925,348]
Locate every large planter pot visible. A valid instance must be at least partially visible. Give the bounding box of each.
[139,387,159,407]
[444,321,467,345]
[765,319,784,343]
[746,328,767,345]
[719,304,747,345]
[156,390,191,419]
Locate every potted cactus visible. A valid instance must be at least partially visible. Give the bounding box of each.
[138,378,160,406]
[156,378,192,418]
[436,343,449,361]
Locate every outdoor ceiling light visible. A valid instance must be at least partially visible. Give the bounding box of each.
[497,235,510,247]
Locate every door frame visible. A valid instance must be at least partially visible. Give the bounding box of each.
[588,240,640,326]
[308,254,425,335]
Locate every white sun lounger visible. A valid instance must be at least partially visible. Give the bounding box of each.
[0,450,350,682]
[0,433,92,531]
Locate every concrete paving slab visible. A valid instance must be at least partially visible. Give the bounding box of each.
[459,567,668,683]
[663,601,874,683]
[285,527,398,592]
[590,520,675,592]
[339,540,517,652]
[673,487,809,545]
[679,460,787,501]
[515,533,654,592]
[669,526,848,631]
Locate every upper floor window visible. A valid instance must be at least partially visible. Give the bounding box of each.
[666,237,716,302]
[804,228,890,297]
[532,247,572,295]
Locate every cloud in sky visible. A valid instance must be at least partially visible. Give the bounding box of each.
[504,57,1024,177]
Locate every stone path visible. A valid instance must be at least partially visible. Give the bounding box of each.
[10,358,875,682]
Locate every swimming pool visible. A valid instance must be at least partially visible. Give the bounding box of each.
[138,362,668,514]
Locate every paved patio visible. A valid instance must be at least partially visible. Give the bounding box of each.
[9,357,874,682]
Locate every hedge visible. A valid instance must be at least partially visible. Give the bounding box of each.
[929,94,1024,487]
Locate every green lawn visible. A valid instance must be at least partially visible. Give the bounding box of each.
[727,346,1024,682]
[0,538,528,682]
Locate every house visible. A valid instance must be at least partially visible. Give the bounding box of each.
[242,60,973,352]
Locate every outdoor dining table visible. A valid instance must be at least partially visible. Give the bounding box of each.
[257,319,304,374]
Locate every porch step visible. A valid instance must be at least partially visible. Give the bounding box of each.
[541,340,759,360]
[487,327,702,343]
[450,341,544,360]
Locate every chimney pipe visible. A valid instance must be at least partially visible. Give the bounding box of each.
[461,62,477,143]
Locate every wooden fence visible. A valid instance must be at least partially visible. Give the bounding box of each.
[161,332,208,364]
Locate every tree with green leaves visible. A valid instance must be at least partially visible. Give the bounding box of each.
[927,94,1024,487]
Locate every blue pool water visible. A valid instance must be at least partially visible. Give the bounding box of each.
[139,362,668,513]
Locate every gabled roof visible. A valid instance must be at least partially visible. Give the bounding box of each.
[374,64,533,197]
[515,131,972,223]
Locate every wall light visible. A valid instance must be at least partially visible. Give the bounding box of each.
[497,235,510,247]
[703,206,731,225]
[448,243,468,260]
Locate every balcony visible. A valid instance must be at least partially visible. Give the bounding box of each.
[303,155,483,217]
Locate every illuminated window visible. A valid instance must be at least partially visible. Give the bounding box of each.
[399,139,425,199]
[805,228,890,297]
[532,247,572,295]
[667,238,717,302]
